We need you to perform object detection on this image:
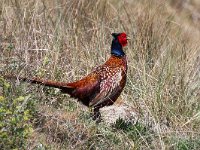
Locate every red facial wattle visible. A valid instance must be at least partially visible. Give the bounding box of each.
[117,33,128,47]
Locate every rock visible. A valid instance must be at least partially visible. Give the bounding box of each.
[100,102,139,125]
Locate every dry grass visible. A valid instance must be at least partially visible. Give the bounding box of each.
[0,0,200,149]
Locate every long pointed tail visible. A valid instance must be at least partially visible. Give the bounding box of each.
[3,75,75,93]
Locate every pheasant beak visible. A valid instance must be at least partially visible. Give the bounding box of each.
[126,36,131,40]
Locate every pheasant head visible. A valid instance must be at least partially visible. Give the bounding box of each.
[111,32,129,57]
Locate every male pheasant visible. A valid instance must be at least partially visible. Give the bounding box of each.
[5,32,129,120]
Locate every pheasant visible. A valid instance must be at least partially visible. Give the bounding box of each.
[4,32,129,120]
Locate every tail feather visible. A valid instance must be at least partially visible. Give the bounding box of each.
[3,75,75,94]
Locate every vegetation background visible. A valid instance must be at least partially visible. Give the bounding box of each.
[0,0,199,149]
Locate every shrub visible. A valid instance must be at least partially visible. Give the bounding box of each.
[0,77,35,149]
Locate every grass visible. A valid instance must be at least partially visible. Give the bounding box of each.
[0,0,200,149]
